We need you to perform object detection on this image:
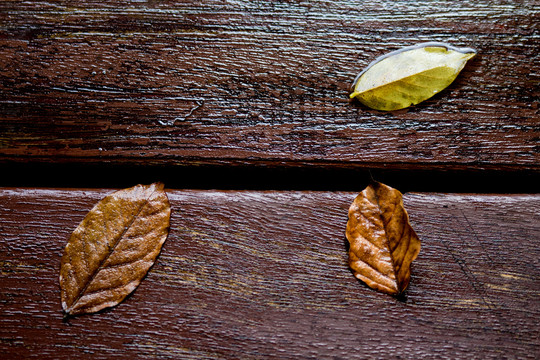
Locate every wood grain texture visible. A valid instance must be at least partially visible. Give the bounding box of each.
[1,1,539,170]
[1,188,539,359]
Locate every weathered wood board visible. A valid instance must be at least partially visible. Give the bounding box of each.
[1,0,539,358]
[1,1,539,170]
[1,188,538,359]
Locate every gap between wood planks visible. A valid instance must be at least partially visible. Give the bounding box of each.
[2,162,538,193]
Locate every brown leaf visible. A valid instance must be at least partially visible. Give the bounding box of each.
[59,182,171,316]
[346,182,421,295]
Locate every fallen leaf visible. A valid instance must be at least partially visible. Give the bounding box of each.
[59,182,171,316]
[346,182,421,295]
[350,42,476,111]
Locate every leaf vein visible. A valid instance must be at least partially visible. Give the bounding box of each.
[68,187,158,311]
[354,257,394,283]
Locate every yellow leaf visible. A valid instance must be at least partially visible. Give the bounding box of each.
[350,42,476,111]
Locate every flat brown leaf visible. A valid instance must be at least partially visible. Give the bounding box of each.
[346,182,421,295]
[59,182,171,316]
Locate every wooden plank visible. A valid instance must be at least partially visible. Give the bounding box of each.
[1,188,538,359]
[1,1,539,170]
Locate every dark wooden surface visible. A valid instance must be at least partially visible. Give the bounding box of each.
[1,189,539,359]
[0,0,538,170]
[1,1,539,359]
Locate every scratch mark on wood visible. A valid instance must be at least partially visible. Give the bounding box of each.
[435,231,495,310]
[173,99,204,125]
[460,208,494,263]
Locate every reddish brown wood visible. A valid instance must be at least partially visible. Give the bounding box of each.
[1,188,538,359]
[0,1,538,171]
[0,1,538,358]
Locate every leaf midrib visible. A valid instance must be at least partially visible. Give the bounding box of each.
[356,66,452,96]
[371,183,400,292]
[67,187,156,313]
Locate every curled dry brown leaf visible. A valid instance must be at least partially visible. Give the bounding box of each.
[346,182,421,295]
[59,182,171,316]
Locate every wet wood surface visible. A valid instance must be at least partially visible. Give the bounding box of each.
[0,0,539,170]
[1,0,539,359]
[1,188,539,359]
